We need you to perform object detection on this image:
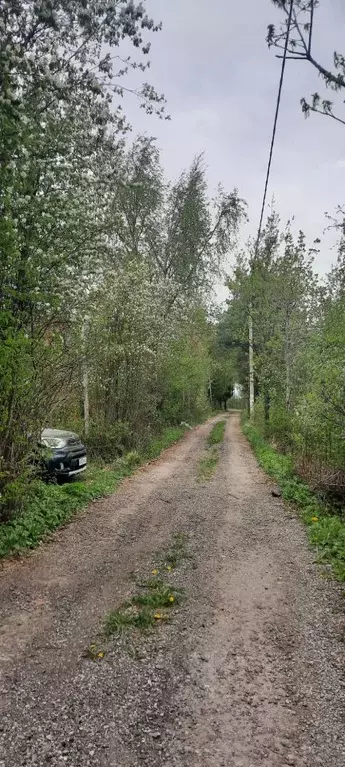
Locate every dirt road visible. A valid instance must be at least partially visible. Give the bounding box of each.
[0,414,344,767]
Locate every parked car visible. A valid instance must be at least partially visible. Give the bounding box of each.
[40,428,87,481]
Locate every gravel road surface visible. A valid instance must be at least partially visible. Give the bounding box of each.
[0,413,344,767]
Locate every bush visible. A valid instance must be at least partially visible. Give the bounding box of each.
[85,421,133,460]
[0,477,29,523]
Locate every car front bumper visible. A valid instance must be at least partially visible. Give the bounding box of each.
[46,448,87,478]
[58,465,87,478]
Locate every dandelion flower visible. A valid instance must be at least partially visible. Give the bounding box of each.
[152,569,158,575]
[168,595,175,603]
[311,516,319,523]
[154,612,162,620]
[97,651,104,659]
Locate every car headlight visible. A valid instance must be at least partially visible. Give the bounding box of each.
[42,437,68,448]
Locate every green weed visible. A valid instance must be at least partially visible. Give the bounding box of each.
[244,422,345,582]
[89,534,188,655]
[198,448,219,480]
[197,420,226,480]
[163,531,189,567]
[132,581,184,608]
[207,420,226,446]
[143,427,185,461]
[85,643,106,660]
[104,607,156,636]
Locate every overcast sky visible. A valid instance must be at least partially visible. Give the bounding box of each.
[124,0,345,289]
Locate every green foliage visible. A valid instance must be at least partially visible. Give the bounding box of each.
[104,608,156,635]
[198,420,226,480]
[309,517,345,582]
[85,423,133,460]
[207,420,227,446]
[198,451,219,480]
[291,295,345,474]
[0,0,249,519]
[162,531,190,569]
[143,427,185,460]
[210,359,234,410]
[0,0,167,509]
[244,422,345,582]
[0,0,247,522]
[158,309,213,426]
[0,477,29,523]
[102,537,187,637]
[132,582,183,608]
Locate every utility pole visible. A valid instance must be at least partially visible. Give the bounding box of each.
[249,309,254,419]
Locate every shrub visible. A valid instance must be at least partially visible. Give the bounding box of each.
[85,421,133,460]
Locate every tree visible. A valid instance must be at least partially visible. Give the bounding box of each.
[268,1,345,127]
[107,145,246,310]
[162,158,246,309]
[221,210,319,440]
[0,0,166,506]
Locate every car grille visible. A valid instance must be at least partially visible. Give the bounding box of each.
[66,446,86,470]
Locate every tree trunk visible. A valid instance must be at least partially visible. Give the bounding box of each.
[284,312,291,410]
[81,321,90,436]
[208,377,213,408]
[264,386,270,424]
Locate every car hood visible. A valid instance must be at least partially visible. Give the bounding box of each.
[41,428,82,443]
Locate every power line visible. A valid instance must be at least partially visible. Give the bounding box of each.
[249,0,295,419]
[254,0,295,257]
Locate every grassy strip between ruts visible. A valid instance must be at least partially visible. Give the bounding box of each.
[207,419,227,446]
[198,419,227,480]
[0,426,185,560]
[86,532,188,660]
[243,421,345,583]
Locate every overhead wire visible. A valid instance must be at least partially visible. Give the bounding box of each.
[253,0,295,257]
[248,0,295,417]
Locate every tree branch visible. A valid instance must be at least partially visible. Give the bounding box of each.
[308,0,315,55]
[303,104,345,127]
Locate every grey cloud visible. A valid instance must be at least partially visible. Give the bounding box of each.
[124,0,345,279]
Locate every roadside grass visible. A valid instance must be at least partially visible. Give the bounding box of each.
[198,419,227,480]
[243,421,345,583]
[0,426,185,560]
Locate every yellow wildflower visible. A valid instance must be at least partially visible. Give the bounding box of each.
[152,569,158,575]
[311,516,319,523]
[154,612,162,620]
[168,595,175,603]
[166,565,172,572]
[97,651,104,659]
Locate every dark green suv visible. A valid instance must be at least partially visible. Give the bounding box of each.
[40,428,87,480]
